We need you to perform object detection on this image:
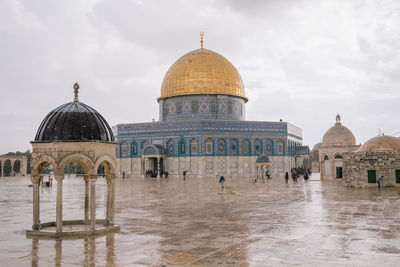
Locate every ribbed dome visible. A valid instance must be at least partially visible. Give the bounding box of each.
[160,48,246,101]
[358,135,400,152]
[322,122,356,146]
[34,101,114,142]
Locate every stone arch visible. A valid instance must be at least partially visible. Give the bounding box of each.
[321,154,329,162]
[94,154,116,175]
[13,160,21,173]
[3,159,12,176]
[31,155,57,176]
[58,153,95,175]
[334,153,343,159]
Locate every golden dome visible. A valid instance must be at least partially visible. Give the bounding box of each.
[160,48,247,101]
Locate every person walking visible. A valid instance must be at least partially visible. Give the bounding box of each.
[291,171,297,183]
[219,175,225,190]
[304,171,309,182]
[266,169,271,179]
[183,170,187,180]
[377,176,383,188]
[285,172,289,183]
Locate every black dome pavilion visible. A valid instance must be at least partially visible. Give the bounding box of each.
[33,83,114,143]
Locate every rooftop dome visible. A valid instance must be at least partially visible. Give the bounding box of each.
[358,135,400,152]
[159,33,246,101]
[322,114,356,146]
[312,142,322,151]
[33,83,114,143]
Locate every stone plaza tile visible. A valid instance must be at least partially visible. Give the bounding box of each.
[0,174,400,266]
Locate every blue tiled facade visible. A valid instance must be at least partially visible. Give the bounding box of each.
[114,120,303,159]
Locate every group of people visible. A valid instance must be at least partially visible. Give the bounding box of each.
[285,169,310,183]
[145,169,169,178]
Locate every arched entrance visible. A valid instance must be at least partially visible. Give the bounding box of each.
[142,145,166,178]
[256,154,271,179]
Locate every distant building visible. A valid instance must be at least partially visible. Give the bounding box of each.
[343,135,400,187]
[319,114,359,180]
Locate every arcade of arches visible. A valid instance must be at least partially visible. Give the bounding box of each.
[27,142,119,237]
[0,156,27,177]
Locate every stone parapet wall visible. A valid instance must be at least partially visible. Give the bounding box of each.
[343,151,400,187]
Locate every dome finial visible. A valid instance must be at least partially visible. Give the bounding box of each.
[73,82,79,102]
[336,113,341,124]
[200,31,204,49]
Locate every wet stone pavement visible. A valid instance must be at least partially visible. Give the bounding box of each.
[1,174,400,266]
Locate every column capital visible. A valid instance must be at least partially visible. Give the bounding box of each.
[30,175,41,184]
[106,174,117,182]
[88,174,98,181]
[54,175,64,181]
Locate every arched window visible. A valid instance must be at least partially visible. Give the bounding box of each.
[265,140,273,155]
[206,138,213,155]
[335,154,343,159]
[277,140,284,154]
[179,138,186,155]
[242,139,250,155]
[13,160,21,173]
[254,140,261,155]
[131,141,138,156]
[230,139,238,155]
[190,138,199,155]
[121,141,129,157]
[324,155,329,160]
[218,139,226,155]
[167,140,175,156]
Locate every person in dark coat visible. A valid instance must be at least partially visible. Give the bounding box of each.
[219,175,225,190]
[285,172,289,183]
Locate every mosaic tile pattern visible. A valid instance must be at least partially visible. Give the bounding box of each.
[114,120,304,158]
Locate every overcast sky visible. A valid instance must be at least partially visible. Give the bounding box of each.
[1,0,400,154]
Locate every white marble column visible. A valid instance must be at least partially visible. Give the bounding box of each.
[84,175,89,222]
[89,176,97,230]
[55,175,64,233]
[31,175,41,230]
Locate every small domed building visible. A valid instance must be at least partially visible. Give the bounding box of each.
[114,33,307,178]
[319,114,359,180]
[27,83,119,238]
[343,135,400,187]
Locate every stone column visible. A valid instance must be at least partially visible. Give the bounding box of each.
[105,174,116,226]
[89,175,97,230]
[55,175,64,233]
[84,175,89,223]
[157,157,160,178]
[31,175,41,230]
